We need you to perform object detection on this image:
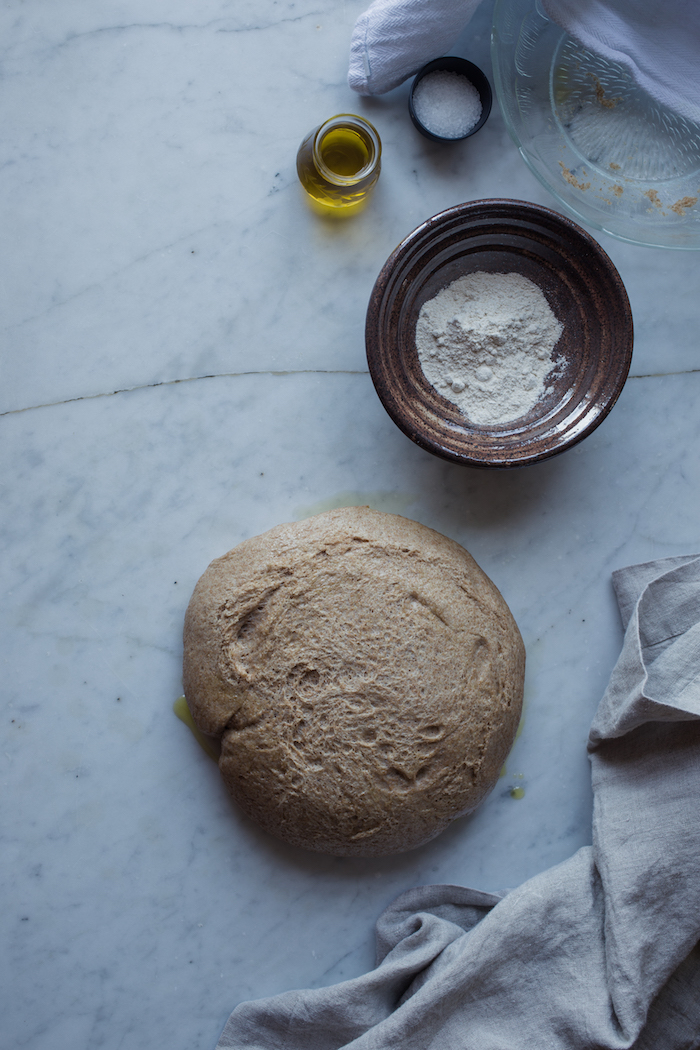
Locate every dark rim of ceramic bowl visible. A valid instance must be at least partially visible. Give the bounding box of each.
[366,199,634,468]
[408,57,493,142]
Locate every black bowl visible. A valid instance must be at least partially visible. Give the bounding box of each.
[409,57,493,142]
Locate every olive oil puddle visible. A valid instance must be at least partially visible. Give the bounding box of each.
[173,695,220,761]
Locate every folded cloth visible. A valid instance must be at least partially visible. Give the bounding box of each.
[540,0,700,125]
[216,554,700,1050]
[348,0,700,123]
[348,0,481,96]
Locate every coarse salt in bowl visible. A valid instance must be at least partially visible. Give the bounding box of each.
[413,72,482,139]
[409,57,492,142]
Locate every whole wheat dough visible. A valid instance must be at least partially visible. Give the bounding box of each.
[183,507,525,856]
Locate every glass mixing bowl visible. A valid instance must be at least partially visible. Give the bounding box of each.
[491,0,700,249]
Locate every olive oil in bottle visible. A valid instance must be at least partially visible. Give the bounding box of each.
[296,114,381,212]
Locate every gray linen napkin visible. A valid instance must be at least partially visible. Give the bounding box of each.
[217,555,700,1050]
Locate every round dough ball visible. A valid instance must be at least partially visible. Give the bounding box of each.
[183,507,525,856]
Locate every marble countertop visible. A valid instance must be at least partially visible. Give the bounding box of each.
[3,2,699,1048]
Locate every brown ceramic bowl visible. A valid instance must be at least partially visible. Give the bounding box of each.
[366,199,633,468]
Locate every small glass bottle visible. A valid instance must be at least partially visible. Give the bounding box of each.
[296,114,381,213]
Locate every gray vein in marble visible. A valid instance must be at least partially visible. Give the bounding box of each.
[313,941,371,983]
[2,220,234,335]
[630,369,700,379]
[0,3,328,52]
[0,369,367,417]
[54,15,317,47]
[5,368,697,420]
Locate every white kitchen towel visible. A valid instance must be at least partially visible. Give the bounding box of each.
[216,554,700,1049]
[348,0,481,96]
[348,0,700,123]
[541,0,700,124]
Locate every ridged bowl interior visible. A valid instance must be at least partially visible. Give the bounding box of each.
[366,199,633,468]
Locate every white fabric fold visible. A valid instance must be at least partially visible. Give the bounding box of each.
[348,0,480,96]
[216,554,700,1049]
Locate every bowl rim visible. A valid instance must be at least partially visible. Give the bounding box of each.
[312,113,382,187]
[366,198,634,468]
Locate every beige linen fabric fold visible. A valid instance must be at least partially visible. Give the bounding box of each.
[216,555,700,1050]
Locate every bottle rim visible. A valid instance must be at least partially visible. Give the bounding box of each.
[312,114,382,187]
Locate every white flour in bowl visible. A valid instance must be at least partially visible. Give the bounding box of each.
[415,271,563,425]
